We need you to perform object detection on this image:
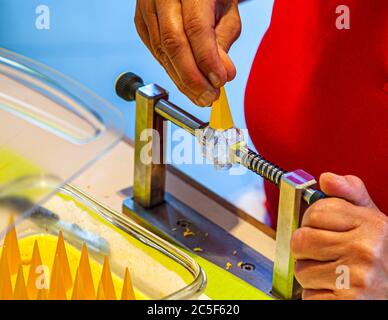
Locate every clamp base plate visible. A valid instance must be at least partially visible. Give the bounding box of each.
[123,191,274,295]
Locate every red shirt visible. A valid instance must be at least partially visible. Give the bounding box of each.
[245,0,388,227]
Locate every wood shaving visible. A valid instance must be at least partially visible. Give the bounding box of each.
[183,228,195,237]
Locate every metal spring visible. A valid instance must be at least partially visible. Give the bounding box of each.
[243,150,286,186]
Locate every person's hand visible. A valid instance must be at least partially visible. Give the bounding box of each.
[134,0,241,106]
[291,173,388,300]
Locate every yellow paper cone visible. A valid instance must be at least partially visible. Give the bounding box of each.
[96,279,105,300]
[77,242,95,299]
[100,256,116,300]
[14,265,28,300]
[121,267,135,300]
[209,87,234,131]
[36,288,48,300]
[3,214,22,275]
[0,249,13,300]
[54,230,73,291]
[48,253,67,300]
[27,240,43,299]
[71,268,86,300]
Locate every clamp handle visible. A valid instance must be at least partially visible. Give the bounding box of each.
[303,188,327,205]
[115,72,144,101]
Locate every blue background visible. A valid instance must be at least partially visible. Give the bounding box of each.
[0,0,274,221]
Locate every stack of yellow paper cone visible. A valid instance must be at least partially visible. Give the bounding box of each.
[0,218,137,300]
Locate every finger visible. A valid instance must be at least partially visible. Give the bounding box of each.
[182,0,227,88]
[215,0,241,52]
[138,1,166,63]
[134,2,152,49]
[302,198,363,231]
[156,0,218,106]
[219,48,236,81]
[291,227,344,261]
[135,5,181,88]
[320,173,377,209]
[138,1,199,102]
[215,0,240,81]
[302,289,337,300]
[295,260,339,290]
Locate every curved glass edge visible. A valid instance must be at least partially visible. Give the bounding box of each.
[0,48,127,140]
[64,184,207,300]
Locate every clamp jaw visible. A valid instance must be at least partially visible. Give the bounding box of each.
[116,72,326,299]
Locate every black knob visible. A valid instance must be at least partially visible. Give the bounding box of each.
[115,72,144,101]
[308,189,327,205]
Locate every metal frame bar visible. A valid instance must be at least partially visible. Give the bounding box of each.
[272,170,317,299]
[133,84,168,208]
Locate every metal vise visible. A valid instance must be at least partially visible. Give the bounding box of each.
[115,72,325,300]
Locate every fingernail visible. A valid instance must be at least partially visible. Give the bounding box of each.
[197,90,217,106]
[208,72,221,88]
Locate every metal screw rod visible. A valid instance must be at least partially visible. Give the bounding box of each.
[242,149,286,185]
[236,147,326,205]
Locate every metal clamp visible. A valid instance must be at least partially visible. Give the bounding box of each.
[115,72,326,299]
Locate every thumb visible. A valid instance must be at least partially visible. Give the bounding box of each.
[320,172,377,209]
